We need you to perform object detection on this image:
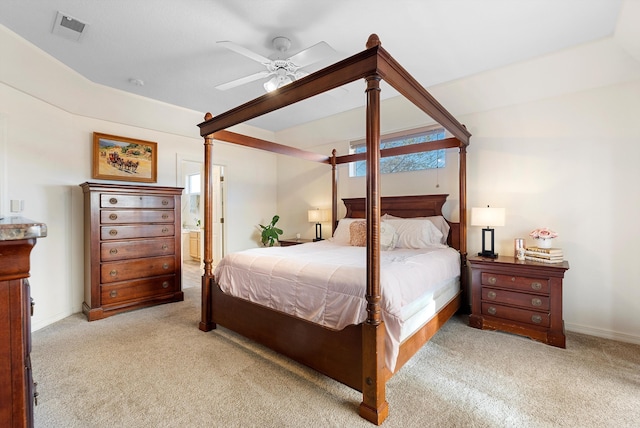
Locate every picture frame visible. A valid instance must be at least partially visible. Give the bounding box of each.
[92,132,157,183]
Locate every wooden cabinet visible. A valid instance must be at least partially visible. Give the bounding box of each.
[189,230,201,261]
[80,182,184,321]
[278,238,313,247]
[468,256,569,348]
[0,218,47,428]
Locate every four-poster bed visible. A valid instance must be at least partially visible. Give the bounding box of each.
[197,34,471,425]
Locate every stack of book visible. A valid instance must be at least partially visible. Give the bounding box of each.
[524,246,564,264]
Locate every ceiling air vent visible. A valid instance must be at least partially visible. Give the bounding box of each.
[52,11,87,42]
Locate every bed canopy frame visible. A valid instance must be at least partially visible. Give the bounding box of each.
[197,34,470,425]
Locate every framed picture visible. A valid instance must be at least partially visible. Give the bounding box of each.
[92,132,157,183]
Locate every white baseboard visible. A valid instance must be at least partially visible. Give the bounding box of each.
[565,322,640,346]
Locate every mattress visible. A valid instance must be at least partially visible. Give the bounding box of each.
[214,240,460,371]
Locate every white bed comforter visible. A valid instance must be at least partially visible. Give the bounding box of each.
[214,240,460,371]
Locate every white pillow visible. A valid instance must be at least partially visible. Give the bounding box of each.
[384,218,444,249]
[334,218,398,250]
[332,218,360,244]
[382,214,450,245]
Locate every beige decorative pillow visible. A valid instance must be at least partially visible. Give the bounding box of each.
[349,220,367,247]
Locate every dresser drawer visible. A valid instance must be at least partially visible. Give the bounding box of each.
[101,275,177,305]
[481,272,550,294]
[100,224,175,240]
[100,238,175,261]
[101,256,176,283]
[100,194,175,209]
[482,287,550,311]
[481,302,550,327]
[100,210,175,224]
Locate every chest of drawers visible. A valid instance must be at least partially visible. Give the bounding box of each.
[0,218,46,428]
[468,256,569,348]
[80,182,183,321]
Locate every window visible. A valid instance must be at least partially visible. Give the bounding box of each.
[350,127,446,177]
[186,173,201,195]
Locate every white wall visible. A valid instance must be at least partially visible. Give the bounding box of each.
[275,79,640,345]
[0,25,277,331]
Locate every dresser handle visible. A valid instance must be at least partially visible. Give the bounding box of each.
[487,306,497,315]
[161,244,168,250]
[488,276,497,285]
[162,227,169,233]
[110,290,117,298]
[531,282,542,291]
[162,214,169,219]
[109,198,118,205]
[109,248,118,255]
[531,314,542,324]
[31,298,35,316]
[110,270,118,277]
[163,263,169,270]
[162,281,169,288]
[109,213,118,220]
[531,298,542,307]
[162,199,169,206]
[487,291,496,300]
[109,229,118,236]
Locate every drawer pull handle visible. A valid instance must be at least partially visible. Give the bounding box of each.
[109,198,118,205]
[487,306,497,315]
[487,291,496,299]
[109,213,118,220]
[109,229,118,236]
[110,270,118,277]
[161,244,168,250]
[162,214,169,219]
[31,298,35,316]
[511,277,516,282]
[162,199,169,206]
[488,276,497,285]
[531,298,542,307]
[162,227,169,233]
[163,263,169,270]
[531,314,542,324]
[109,248,118,255]
[162,281,169,289]
[110,290,117,298]
[531,282,542,291]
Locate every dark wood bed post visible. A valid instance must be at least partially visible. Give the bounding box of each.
[459,143,469,310]
[199,112,216,332]
[331,149,338,234]
[359,33,389,426]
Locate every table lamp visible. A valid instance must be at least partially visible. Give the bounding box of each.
[471,206,505,258]
[308,208,330,241]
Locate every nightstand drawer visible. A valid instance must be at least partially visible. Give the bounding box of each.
[482,287,550,310]
[481,302,550,327]
[481,272,550,294]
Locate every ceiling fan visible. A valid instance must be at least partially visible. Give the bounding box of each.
[215,36,336,92]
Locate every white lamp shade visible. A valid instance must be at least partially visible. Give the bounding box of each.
[471,207,505,227]
[308,209,330,223]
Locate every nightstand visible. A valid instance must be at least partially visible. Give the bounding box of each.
[468,256,570,348]
[278,238,313,247]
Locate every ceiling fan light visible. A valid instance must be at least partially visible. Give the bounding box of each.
[263,76,279,92]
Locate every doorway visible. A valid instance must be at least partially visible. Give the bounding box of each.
[177,156,225,287]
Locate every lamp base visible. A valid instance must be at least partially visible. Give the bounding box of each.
[478,251,499,259]
[313,238,323,242]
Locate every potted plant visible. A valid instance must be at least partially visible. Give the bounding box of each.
[259,215,283,247]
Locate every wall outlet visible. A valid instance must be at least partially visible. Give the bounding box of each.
[10,200,24,212]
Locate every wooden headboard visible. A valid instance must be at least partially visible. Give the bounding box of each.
[341,194,461,250]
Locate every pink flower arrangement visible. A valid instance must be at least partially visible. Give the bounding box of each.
[529,228,558,240]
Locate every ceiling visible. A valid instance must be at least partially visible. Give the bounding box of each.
[0,0,625,132]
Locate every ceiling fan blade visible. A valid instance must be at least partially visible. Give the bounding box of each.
[288,41,336,68]
[217,41,272,65]
[215,70,272,91]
